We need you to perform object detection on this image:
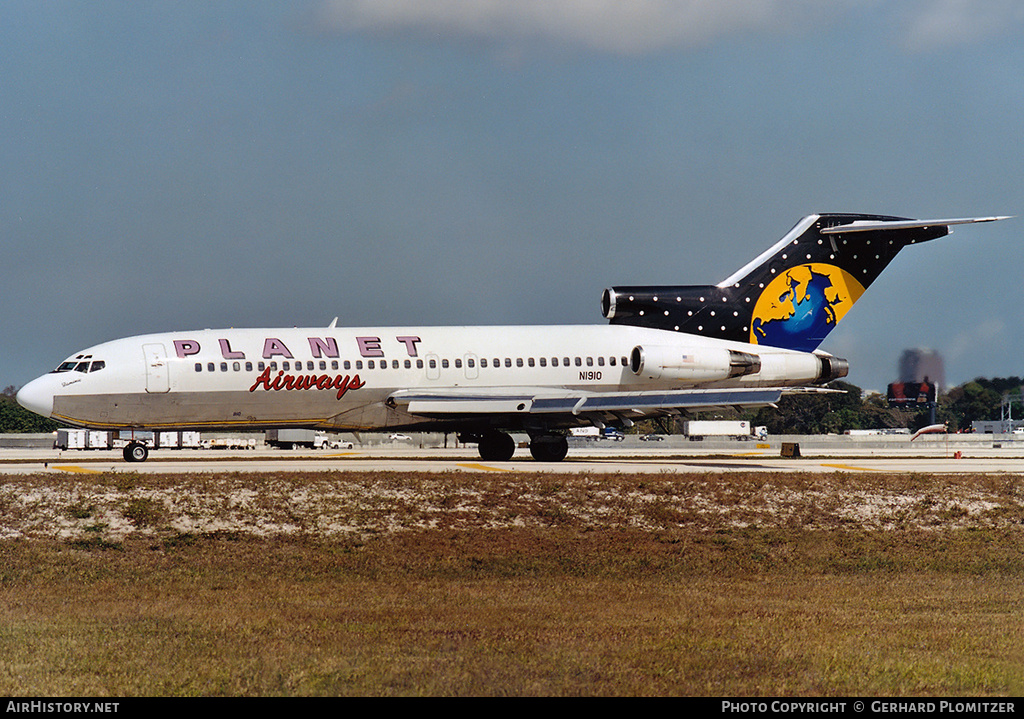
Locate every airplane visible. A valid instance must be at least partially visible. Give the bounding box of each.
[17,212,1008,463]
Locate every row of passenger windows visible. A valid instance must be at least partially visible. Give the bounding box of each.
[194,356,630,373]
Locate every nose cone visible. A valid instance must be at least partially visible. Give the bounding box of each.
[17,377,55,419]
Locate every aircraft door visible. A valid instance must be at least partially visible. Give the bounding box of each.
[143,343,170,393]
[425,353,441,381]
[464,353,479,380]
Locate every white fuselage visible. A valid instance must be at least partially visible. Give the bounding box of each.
[17,324,830,432]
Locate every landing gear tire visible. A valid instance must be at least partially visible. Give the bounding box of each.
[530,435,568,462]
[478,431,515,462]
[123,441,149,463]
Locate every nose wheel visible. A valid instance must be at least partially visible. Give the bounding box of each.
[123,441,149,463]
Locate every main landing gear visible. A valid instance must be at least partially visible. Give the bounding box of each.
[461,431,569,463]
[123,441,149,463]
[529,434,569,462]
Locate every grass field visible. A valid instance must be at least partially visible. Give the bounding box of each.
[2,470,1024,696]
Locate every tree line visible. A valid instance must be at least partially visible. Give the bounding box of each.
[740,377,1024,435]
[0,386,61,433]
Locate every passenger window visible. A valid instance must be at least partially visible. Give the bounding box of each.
[442,359,449,368]
[539,357,547,367]
[331,361,339,370]
[575,357,582,367]
[246,362,253,371]
[368,360,375,369]
[597,357,604,366]
[320,361,327,371]
[528,358,535,367]
[195,363,202,372]
[587,357,594,367]
[404,360,411,369]
[283,362,290,371]
[609,357,616,367]
[356,361,363,370]
[481,358,488,368]
[551,357,559,367]
[232,362,240,371]
[416,359,424,369]
[429,359,437,369]
[344,361,351,370]
[258,362,266,371]
[504,358,512,368]
[220,363,228,372]
[516,358,523,367]
[467,358,475,368]
[455,358,462,368]
[208,363,215,372]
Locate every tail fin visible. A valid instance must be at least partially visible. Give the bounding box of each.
[602,213,1007,352]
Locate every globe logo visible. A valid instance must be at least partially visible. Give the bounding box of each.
[749,264,865,352]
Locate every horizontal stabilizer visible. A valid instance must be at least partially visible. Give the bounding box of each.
[820,216,1011,234]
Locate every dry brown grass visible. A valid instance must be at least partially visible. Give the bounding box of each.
[2,470,1024,696]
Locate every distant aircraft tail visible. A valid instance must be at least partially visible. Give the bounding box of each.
[602,213,1007,353]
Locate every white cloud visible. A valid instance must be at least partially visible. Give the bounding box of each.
[312,0,844,53]
[901,0,1024,51]
[312,0,1024,53]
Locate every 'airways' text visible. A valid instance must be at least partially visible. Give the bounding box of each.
[248,368,365,400]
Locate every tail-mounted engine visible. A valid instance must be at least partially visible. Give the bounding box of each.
[629,345,761,382]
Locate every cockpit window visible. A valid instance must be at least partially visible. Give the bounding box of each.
[51,358,105,373]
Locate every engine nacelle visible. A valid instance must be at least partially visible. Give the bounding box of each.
[629,345,761,382]
[756,352,850,384]
[817,355,850,382]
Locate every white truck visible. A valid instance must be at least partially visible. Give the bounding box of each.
[265,430,353,450]
[682,420,755,440]
[570,427,625,441]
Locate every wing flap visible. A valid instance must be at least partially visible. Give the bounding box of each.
[407,398,534,415]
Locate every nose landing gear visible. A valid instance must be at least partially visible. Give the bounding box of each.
[123,441,149,463]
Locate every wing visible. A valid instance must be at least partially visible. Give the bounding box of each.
[386,386,815,427]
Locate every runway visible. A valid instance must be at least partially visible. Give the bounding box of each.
[3,438,1023,475]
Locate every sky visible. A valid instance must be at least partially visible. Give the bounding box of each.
[2,0,1022,394]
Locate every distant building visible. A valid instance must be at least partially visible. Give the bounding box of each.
[898,348,945,393]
